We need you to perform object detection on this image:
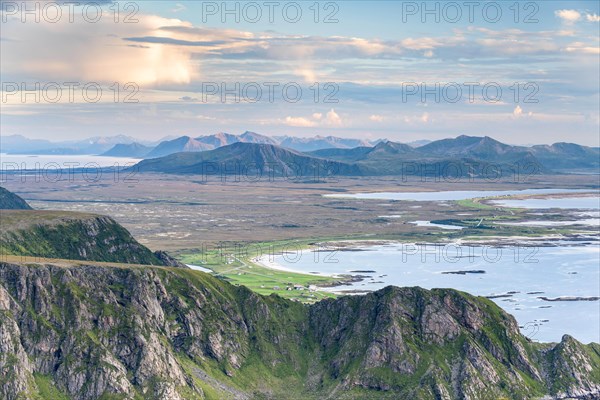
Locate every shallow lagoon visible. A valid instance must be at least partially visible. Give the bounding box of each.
[270,244,600,343]
[325,188,593,202]
[491,196,600,210]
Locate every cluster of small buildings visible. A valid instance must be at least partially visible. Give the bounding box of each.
[272,284,318,292]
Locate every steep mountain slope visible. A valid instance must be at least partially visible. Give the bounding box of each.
[146,136,214,159]
[0,210,172,266]
[135,142,363,177]
[101,142,153,158]
[0,187,32,210]
[1,262,598,400]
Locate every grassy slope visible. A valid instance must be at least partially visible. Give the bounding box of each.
[0,187,32,210]
[0,210,163,265]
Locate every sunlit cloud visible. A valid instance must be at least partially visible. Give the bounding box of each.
[555,9,582,24]
[282,109,343,128]
[403,112,430,124]
[1,14,196,86]
[284,116,316,127]
[564,42,600,55]
[512,105,533,118]
[586,13,600,22]
[1,3,598,145]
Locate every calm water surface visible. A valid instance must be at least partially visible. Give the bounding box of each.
[271,244,599,343]
[325,188,593,201]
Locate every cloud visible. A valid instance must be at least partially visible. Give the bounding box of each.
[284,116,316,127]
[294,66,317,83]
[553,10,598,23]
[586,14,600,22]
[3,5,598,146]
[3,5,597,96]
[513,105,533,118]
[401,37,443,50]
[124,36,228,47]
[114,22,592,76]
[171,3,187,13]
[513,105,523,117]
[555,9,581,24]
[564,42,600,55]
[1,13,196,86]
[403,112,430,124]
[325,109,342,126]
[283,109,342,128]
[195,115,216,120]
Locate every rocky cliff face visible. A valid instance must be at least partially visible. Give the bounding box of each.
[0,262,598,400]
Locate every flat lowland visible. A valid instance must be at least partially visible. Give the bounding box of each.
[2,173,598,250]
[2,174,598,302]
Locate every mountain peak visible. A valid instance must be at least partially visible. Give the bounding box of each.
[239,131,279,145]
[145,135,212,158]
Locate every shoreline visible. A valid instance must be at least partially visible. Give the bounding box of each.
[252,237,600,294]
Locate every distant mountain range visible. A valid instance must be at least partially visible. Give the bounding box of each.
[4,133,599,174]
[133,135,599,176]
[134,132,371,158]
[2,132,380,158]
[0,134,168,155]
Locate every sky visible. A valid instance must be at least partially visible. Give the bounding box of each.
[1,0,599,146]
